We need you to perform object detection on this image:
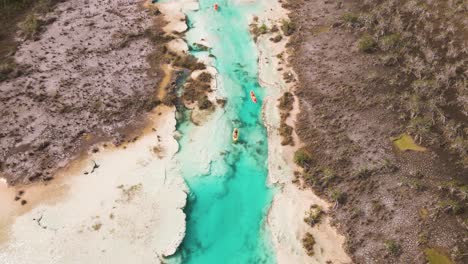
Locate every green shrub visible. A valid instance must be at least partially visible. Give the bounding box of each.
[384,239,402,256]
[302,232,316,256]
[279,122,293,146]
[357,34,377,53]
[408,116,433,141]
[197,72,212,83]
[437,200,464,215]
[380,33,401,51]
[197,95,213,110]
[258,23,268,34]
[0,60,16,81]
[19,13,40,39]
[294,148,312,167]
[270,35,282,43]
[330,189,346,204]
[320,168,336,187]
[304,205,323,227]
[278,92,294,111]
[341,13,360,25]
[281,19,296,36]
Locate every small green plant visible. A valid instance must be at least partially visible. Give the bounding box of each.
[258,23,268,34]
[457,185,468,201]
[408,116,433,142]
[405,178,426,191]
[270,35,282,43]
[19,13,40,39]
[92,222,102,231]
[418,232,429,245]
[302,171,317,186]
[0,60,16,81]
[357,34,377,53]
[197,72,212,83]
[294,148,312,168]
[320,168,335,187]
[279,122,293,146]
[380,33,401,51]
[330,189,346,205]
[304,205,323,227]
[281,19,296,36]
[341,13,360,26]
[437,200,464,215]
[197,95,213,110]
[384,239,402,256]
[354,167,373,179]
[278,92,294,111]
[302,232,316,256]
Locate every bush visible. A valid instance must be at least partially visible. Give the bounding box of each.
[197,72,212,83]
[281,19,296,36]
[380,33,401,51]
[302,232,316,256]
[357,34,377,53]
[258,23,268,34]
[304,205,323,227]
[384,240,401,256]
[437,200,464,215]
[173,55,205,70]
[341,13,360,26]
[320,168,336,187]
[330,189,346,205]
[279,122,293,146]
[0,60,16,81]
[270,35,282,43]
[294,148,312,167]
[197,95,213,110]
[278,92,294,111]
[19,13,41,39]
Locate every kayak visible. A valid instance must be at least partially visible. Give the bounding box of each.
[232,128,239,142]
[214,3,219,11]
[250,91,257,103]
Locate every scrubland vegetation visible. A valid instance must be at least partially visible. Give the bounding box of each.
[284,0,467,262]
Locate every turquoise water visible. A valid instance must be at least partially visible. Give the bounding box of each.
[173,0,275,263]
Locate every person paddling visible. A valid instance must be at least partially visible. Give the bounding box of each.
[232,128,239,142]
[250,91,257,103]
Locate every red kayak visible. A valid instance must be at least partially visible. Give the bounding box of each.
[250,91,257,103]
[214,3,219,11]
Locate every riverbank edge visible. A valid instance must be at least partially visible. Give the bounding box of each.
[253,1,352,263]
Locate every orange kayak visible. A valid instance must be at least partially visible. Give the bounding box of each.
[214,3,219,11]
[232,128,239,142]
[250,91,257,103]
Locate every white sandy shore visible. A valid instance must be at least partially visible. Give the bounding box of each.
[0,0,190,262]
[256,0,352,263]
[0,106,187,264]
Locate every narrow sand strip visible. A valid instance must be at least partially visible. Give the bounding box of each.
[256,0,351,263]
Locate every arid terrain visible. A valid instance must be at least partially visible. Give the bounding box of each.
[284,0,467,263]
[0,0,169,184]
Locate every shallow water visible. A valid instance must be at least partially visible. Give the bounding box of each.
[173,0,275,263]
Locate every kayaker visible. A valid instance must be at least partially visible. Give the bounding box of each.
[232,128,239,142]
[250,91,257,103]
